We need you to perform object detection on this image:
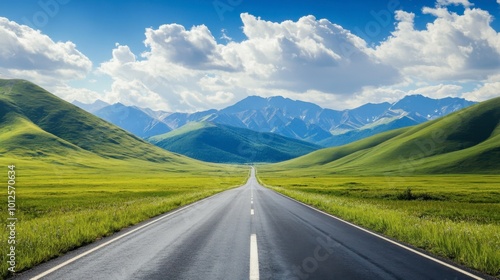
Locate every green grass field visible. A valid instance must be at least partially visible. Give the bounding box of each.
[0,159,248,278]
[0,79,249,279]
[256,97,500,278]
[1,79,499,279]
[256,171,500,278]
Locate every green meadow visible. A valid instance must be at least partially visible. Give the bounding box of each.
[0,79,250,278]
[0,158,248,278]
[1,80,499,279]
[256,96,500,277]
[256,172,500,278]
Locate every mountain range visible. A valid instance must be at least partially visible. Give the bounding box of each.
[2,79,498,173]
[93,103,172,138]
[74,95,476,146]
[0,79,320,165]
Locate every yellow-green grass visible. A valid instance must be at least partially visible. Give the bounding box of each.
[257,172,500,278]
[0,158,248,278]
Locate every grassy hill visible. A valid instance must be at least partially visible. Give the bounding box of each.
[0,79,205,165]
[257,97,500,277]
[0,79,247,278]
[147,121,322,163]
[261,96,500,175]
[318,116,418,147]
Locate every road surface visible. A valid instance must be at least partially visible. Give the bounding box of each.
[17,168,485,280]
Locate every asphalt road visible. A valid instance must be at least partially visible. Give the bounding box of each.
[17,168,485,280]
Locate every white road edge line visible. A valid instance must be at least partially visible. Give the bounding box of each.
[30,192,225,280]
[250,234,260,280]
[272,191,484,280]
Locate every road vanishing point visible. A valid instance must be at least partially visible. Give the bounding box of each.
[17,168,485,280]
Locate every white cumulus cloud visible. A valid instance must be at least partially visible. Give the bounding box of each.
[4,3,497,111]
[237,14,401,93]
[0,17,91,83]
[436,0,473,8]
[407,84,464,99]
[0,17,96,103]
[463,77,500,101]
[143,23,241,71]
[375,7,500,83]
[99,14,401,111]
[100,8,500,111]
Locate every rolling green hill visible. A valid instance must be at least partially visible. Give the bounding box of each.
[0,79,248,278]
[261,96,500,175]
[147,121,322,163]
[0,79,204,165]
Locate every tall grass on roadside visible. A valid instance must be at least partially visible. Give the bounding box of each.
[0,159,248,279]
[258,175,500,278]
[0,189,226,276]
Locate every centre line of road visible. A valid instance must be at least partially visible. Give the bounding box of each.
[251,209,254,215]
[250,234,260,280]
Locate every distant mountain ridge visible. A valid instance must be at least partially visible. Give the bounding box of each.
[74,94,476,146]
[147,121,322,163]
[93,103,172,138]
[265,97,500,174]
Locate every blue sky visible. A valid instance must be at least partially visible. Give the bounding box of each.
[0,0,499,111]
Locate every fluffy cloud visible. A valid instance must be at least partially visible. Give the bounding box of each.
[5,1,494,112]
[407,84,464,99]
[99,5,499,112]
[100,14,400,111]
[375,7,500,82]
[143,24,241,71]
[0,17,96,103]
[237,14,400,93]
[100,43,222,111]
[0,17,91,84]
[52,84,103,104]
[436,0,473,7]
[463,74,500,101]
[106,79,170,110]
